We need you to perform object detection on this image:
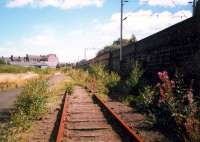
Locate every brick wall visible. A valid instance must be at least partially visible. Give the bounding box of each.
[81,15,200,94]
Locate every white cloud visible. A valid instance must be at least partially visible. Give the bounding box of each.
[140,0,190,7]
[0,26,99,62]
[94,10,192,41]
[0,10,192,62]
[6,0,104,9]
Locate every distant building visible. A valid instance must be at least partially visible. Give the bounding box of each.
[3,54,59,68]
[45,54,59,68]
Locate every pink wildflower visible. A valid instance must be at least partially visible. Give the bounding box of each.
[157,71,173,101]
[171,80,175,88]
[163,71,169,80]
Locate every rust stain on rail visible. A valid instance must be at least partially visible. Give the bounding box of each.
[56,92,69,142]
[93,94,144,142]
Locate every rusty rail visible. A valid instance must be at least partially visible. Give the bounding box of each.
[56,91,144,142]
[93,94,144,142]
[56,92,68,142]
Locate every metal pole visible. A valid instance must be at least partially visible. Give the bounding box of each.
[120,0,123,61]
[193,0,196,16]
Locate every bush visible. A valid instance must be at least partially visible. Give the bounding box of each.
[65,83,74,95]
[126,61,143,88]
[126,86,156,113]
[139,86,156,111]
[152,71,200,141]
[10,110,30,130]
[12,79,50,127]
[121,95,135,105]
[126,61,144,95]
[105,72,120,89]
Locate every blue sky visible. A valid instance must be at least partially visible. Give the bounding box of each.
[0,0,193,62]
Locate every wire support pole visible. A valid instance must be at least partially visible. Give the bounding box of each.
[120,0,123,61]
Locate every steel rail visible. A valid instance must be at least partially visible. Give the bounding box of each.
[56,92,69,142]
[93,94,144,142]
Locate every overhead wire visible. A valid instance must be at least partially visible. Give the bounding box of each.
[125,0,188,19]
[169,0,188,18]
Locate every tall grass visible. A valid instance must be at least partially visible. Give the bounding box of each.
[67,65,120,100]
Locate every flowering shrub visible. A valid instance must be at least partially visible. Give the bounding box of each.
[130,86,156,113]
[140,86,156,110]
[157,71,174,100]
[154,71,200,142]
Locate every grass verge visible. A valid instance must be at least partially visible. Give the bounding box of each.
[0,78,51,141]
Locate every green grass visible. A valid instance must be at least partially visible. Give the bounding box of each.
[0,64,55,74]
[65,83,74,95]
[0,65,32,73]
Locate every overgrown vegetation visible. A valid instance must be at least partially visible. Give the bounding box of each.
[0,79,51,141]
[66,62,200,142]
[88,64,120,93]
[65,83,74,95]
[67,64,120,99]
[117,63,200,142]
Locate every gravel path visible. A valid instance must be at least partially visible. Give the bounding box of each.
[104,100,173,142]
[0,88,21,110]
[0,88,21,122]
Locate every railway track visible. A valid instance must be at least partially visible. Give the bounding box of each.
[56,86,144,142]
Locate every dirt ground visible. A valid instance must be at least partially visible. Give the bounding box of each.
[22,94,63,142]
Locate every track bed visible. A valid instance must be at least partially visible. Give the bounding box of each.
[101,100,172,142]
[62,86,123,142]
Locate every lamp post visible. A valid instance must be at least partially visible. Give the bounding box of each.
[120,0,128,62]
[120,0,123,62]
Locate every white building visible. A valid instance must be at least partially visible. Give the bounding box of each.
[3,54,59,68]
